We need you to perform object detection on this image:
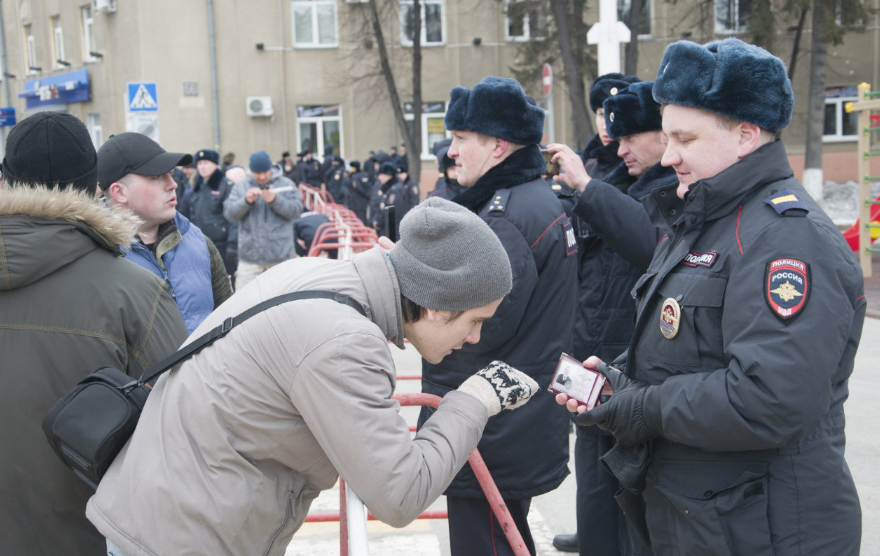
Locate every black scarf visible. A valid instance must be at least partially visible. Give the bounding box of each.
[583,135,620,164]
[603,162,637,193]
[194,169,224,192]
[628,163,677,200]
[452,145,545,212]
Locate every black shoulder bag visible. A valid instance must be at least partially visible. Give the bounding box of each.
[42,290,366,490]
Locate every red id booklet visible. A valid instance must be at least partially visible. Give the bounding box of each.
[548,353,607,410]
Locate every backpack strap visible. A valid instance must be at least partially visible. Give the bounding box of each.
[140,290,366,385]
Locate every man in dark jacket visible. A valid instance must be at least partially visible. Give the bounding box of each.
[298,150,323,187]
[581,74,641,181]
[393,162,420,224]
[420,76,578,555]
[346,160,374,225]
[179,148,238,276]
[368,162,400,237]
[552,81,671,556]
[552,71,636,555]
[428,144,467,201]
[99,135,232,333]
[0,112,187,556]
[323,155,349,205]
[556,39,864,556]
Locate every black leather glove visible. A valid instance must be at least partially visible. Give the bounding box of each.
[576,363,662,447]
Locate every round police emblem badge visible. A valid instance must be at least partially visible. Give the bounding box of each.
[659,298,681,339]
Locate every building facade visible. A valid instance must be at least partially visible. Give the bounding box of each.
[0,0,877,188]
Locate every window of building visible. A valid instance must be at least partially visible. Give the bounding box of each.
[618,0,652,38]
[505,0,549,41]
[51,16,65,68]
[24,24,37,74]
[400,0,444,46]
[87,113,103,148]
[297,105,342,158]
[82,6,96,62]
[403,102,449,159]
[715,0,750,34]
[824,87,858,142]
[292,0,338,48]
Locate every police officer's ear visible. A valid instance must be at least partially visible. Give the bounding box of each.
[491,137,513,160]
[734,121,767,159]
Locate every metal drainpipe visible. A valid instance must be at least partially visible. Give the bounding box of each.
[0,0,12,154]
[207,0,221,150]
[279,0,291,151]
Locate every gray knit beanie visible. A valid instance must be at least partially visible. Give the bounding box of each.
[389,197,512,311]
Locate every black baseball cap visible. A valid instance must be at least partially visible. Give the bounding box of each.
[97,132,193,189]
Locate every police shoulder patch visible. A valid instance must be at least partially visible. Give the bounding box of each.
[763,189,809,217]
[765,258,810,321]
[488,189,511,214]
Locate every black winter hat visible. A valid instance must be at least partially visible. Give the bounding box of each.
[604,81,662,140]
[445,76,544,145]
[437,146,456,172]
[653,38,793,133]
[379,162,397,176]
[432,137,452,157]
[349,160,361,171]
[2,112,98,193]
[589,73,642,112]
[194,149,220,164]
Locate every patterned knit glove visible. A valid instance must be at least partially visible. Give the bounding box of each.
[457,361,539,417]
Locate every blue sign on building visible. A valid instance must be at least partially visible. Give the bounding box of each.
[127,82,158,112]
[18,69,90,109]
[0,107,15,127]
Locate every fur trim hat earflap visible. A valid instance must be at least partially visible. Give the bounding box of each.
[653,38,794,133]
[589,73,642,112]
[445,76,545,145]
[604,81,662,140]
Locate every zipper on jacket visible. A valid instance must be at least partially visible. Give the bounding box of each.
[131,243,175,299]
[263,491,296,556]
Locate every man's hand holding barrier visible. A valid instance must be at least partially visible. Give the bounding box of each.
[457,361,539,417]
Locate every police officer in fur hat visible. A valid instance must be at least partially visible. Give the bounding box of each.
[554,38,864,556]
[427,143,467,202]
[345,160,374,225]
[420,76,578,556]
[179,148,239,276]
[551,81,675,556]
[368,161,400,237]
[582,73,641,181]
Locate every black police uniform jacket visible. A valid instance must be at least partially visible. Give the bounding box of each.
[298,158,323,187]
[419,146,578,499]
[428,175,467,201]
[179,169,236,256]
[620,141,864,556]
[582,134,621,180]
[345,171,374,225]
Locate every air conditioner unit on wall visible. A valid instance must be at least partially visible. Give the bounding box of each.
[93,0,117,13]
[246,96,274,117]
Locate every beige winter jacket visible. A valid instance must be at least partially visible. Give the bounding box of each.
[87,247,489,556]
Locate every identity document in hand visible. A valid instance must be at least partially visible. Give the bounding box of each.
[548,353,606,410]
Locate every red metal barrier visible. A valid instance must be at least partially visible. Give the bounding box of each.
[305,392,530,556]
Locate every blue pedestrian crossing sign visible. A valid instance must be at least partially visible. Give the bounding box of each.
[127,82,158,112]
